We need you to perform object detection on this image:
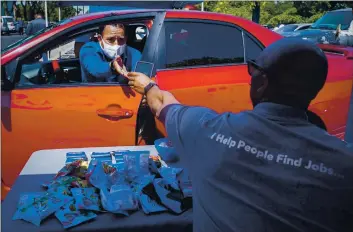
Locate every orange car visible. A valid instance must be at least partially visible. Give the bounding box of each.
[1,10,353,199]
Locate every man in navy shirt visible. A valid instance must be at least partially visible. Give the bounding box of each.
[26,11,46,36]
[80,23,141,83]
[127,38,353,232]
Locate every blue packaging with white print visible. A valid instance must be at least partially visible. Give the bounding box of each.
[123,151,150,182]
[65,152,87,164]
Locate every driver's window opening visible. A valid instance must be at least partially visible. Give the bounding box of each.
[16,19,153,87]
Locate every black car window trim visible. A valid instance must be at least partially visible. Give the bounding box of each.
[11,11,165,89]
[157,18,247,71]
[242,30,265,63]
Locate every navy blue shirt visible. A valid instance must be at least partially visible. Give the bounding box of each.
[163,102,353,232]
[25,18,46,36]
[79,41,141,83]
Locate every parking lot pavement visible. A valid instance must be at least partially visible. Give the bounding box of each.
[1,34,26,50]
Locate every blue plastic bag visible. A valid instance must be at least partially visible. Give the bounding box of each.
[177,169,193,198]
[123,151,150,182]
[13,191,72,226]
[71,188,103,212]
[88,161,126,191]
[137,175,168,215]
[112,150,130,164]
[153,178,184,214]
[100,184,138,216]
[154,138,179,162]
[65,152,87,164]
[55,200,97,229]
[159,166,183,191]
[91,152,113,164]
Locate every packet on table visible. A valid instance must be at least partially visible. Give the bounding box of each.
[88,161,125,190]
[159,166,183,191]
[86,152,113,178]
[55,201,97,229]
[71,188,103,212]
[112,150,130,164]
[123,151,150,182]
[153,178,185,214]
[110,184,139,211]
[91,152,113,164]
[42,176,88,190]
[47,185,71,196]
[138,175,168,215]
[177,169,193,198]
[13,191,72,226]
[55,159,89,179]
[66,152,87,165]
[13,192,46,220]
[154,138,179,162]
[100,184,138,216]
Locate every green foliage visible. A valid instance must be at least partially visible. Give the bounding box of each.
[13,1,78,22]
[201,0,353,26]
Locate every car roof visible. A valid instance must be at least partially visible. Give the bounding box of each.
[330,8,352,12]
[66,9,164,21]
[1,9,282,63]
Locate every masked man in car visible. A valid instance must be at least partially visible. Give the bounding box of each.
[80,23,142,83]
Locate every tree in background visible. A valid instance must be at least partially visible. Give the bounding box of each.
[200,1,353,26]
[15,1,78,22]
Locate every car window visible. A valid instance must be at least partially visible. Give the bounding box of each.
[244,34,263,62]
[15,32,94,87]
[4,17,14,23]
[14,20,149,87]
[311,11,353,30]
[1,19,71,54]
[276,25,298,33]
[297,25,311,30]
[164,21,244,69]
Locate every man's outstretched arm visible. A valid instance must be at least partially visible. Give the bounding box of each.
[126,72,180,118]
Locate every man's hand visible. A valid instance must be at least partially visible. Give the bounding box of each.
[126,72,180,118]
[112,56,128,77]
[126,72,152,95]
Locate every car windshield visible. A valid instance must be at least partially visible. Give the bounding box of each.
[276,25,298,33]
[311,11,353,30]
[1,18,71,54]
[4,17,14,23]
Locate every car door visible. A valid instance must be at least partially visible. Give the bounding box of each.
[1,12,165,197]
[154,19,263,134]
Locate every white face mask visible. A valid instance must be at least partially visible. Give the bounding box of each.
[116,44,126,57]
[100,38,127,59]
[100,39,118,59]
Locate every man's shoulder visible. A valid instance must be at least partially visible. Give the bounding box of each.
[34,18,45,24]
[81,41,102,53]
[127,46,141,57]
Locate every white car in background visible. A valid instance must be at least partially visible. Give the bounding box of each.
[274,23,312,36]
[1,16,16,35]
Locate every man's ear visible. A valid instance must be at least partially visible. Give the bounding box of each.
[257,75,269,93]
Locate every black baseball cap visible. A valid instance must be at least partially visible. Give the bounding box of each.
[248,37,328,101]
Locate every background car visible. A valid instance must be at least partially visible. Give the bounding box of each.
[274,23,312,36]
[1,16,16,35]
[1,10,353,199]
[284,8,353,45]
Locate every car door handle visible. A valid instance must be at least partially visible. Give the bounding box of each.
[96,105,133,120]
